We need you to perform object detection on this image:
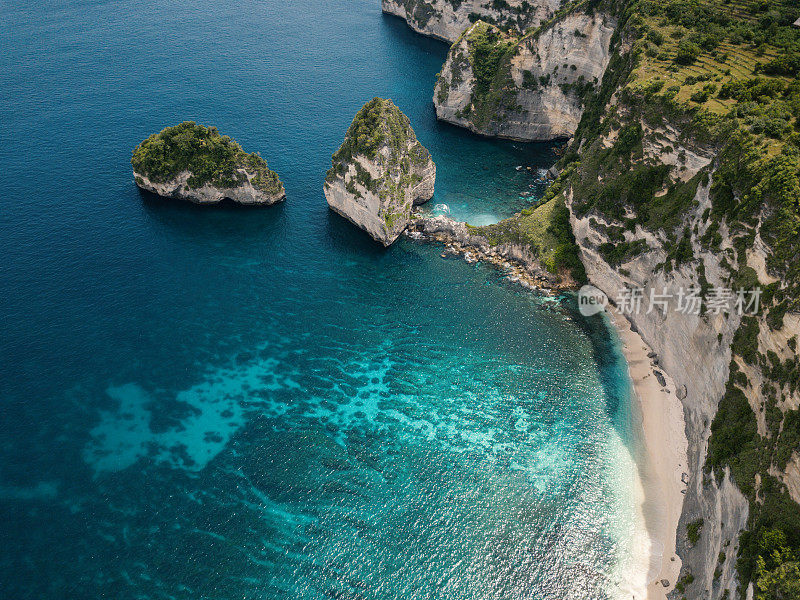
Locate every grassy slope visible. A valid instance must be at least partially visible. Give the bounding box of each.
[471,162,587,283]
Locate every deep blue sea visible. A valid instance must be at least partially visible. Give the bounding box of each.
[0,1,644,598]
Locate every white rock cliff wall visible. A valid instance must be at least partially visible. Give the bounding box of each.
[133,169,285,205]
[382,0,560,43]
[433,13,615,141]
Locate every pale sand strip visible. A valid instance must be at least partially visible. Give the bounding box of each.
[609,310,689,600]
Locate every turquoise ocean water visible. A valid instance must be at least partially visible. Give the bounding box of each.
[0,1,643,598]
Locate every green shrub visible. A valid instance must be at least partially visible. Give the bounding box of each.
[675,40,702,65]
[688,519,705,545]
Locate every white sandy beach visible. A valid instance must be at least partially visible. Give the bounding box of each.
[610,310,689,600]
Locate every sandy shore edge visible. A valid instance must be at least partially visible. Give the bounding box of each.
[609,310,689,600]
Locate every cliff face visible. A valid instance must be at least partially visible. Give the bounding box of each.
[324,98,435,246]
[133,169,285,205]
[568,161,750,599]
[381,0,559,43]
[563,83,800,595]
[433,13,615,141]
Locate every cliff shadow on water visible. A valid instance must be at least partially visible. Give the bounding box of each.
[138,187,290,238]
[379,9,562,226]
[380,9,451,56]
[562,292,639,451]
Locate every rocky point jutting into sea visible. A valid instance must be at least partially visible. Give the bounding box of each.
[325,98,436,246]
[382,0,561,43]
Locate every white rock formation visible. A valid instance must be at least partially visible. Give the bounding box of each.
[570,179,750,600]
[131,121,285,205]
[134,169,285,205]
[324,98,435,246]
[433,13,615,141]
[382,0,560,43]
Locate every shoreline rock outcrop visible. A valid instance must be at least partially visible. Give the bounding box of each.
[324,98,436,246]
[433,13,615,141]
[408,213,575,290]
[132,121,285,205]
[381,0,559,44]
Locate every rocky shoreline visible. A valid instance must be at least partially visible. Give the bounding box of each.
[407,213,576,291]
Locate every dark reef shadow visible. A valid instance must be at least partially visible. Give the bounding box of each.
[379,10,451,53]
[323,208,393,256]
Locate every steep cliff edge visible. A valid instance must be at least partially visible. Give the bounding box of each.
[324,98,436,246]
[432,9,615,141]
[567,136,751,599]
[381,0,560,43]
[554,1,800,597]
[132,122,285,205]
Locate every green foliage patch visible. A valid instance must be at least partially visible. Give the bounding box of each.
[131,121,282,194]
[326,98,432,220]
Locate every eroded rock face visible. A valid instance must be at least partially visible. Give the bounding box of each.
[566,124,753,599]
[324,98,435,246]
[433,14,615,141]
[570,181,749,600]
[381,0,559,43]
[133,169,285,205]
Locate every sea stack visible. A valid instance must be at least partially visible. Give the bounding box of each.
[132,121,285,205]
[324,98,436,246]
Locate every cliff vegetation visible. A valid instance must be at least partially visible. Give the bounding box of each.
[324,98,435,245]
[470,164,588,283]
[552,0,800,596]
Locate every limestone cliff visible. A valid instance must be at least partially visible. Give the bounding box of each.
[516,0,800,591]
[562,81,800,599]
[132,121,285,206]
[432,12,614,141]
[567,133,751,598]
[570,167,799,599]
[324,98,435,246]
[381,0,560,43]
[133,170,284,206]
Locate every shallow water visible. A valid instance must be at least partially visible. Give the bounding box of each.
[0,1,641,598]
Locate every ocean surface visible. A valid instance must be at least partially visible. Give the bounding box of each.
[0,1,643,598]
